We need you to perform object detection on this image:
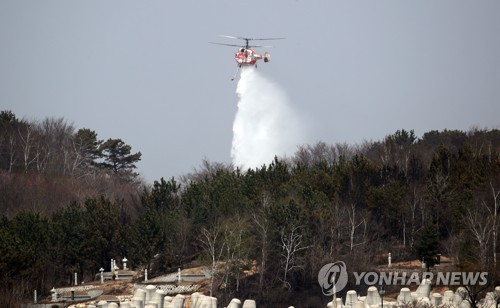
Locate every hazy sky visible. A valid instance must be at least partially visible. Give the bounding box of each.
[1,1,499,182]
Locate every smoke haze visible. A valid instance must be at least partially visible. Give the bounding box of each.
[231,67,304,169]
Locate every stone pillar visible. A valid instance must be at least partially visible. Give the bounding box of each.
[96,300,108,308]
[196,295,217,308]
[145,268,148,281]
[388,253,391,268]
[172,294,185,308]
[415,279,431,300]
[34,290,37,304]
[131,297,144,308]
[177,267,182,282]
[121,300,132,308]
[123,257,128,270]
[485,291,499,308]
[111,259,114,272]
[227,298,242,308]
[329,299,345,308]
[365,286,381,308]
[443,290,454,305]
[354,301,364,308]
[453,288,466,307]
[164,296,173,303]
[145,285,156,304]
[452,287,464,307]
[134,288,147,307]
[114,261,118,279]
[460,301,471,308]
[191,292,201,307]
[431,293,442,306]
[242,299,256,308]
[346,290,358,308]
[74,272,78,285]
[418,297,430,306]
[100,267,104,284]
[51,287,57,302]
[151,289,165,307]
[397,287,412,305]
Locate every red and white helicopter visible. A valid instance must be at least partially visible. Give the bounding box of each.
[210,35,285,80]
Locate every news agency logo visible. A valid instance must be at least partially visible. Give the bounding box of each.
[318,261,489,296]
[318,261,348,296]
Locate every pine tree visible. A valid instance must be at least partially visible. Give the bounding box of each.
[98,138,142,178]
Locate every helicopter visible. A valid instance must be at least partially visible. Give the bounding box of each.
[209,35,285,80]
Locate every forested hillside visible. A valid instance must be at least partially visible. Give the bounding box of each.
[1,110,499,305]
[0,110,143,217]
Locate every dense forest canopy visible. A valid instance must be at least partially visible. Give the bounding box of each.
[1,110,499,305]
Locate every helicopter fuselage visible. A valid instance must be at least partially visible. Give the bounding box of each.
[234,48,269,66]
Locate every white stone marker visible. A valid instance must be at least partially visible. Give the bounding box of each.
[415,279,431,300]
[172,294,185,308]
[100,267,104,284]
[151,289,165,307]
[227,298,242,308]
[397,287,412,305]
[443,290,454,304]
[145,284,156,304]
[242,299,256,308]
[431,293,442,306]
[365,286,381,308]
[120,300,132,308]
[346,290,358,308]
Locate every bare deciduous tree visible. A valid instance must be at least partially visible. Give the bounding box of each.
[465,206,493,266]
[252,193,271,296]
[6,132,16,174]
[346,203,368,251]
[279,223,310,289]
[18,124,38,173]
[485,180,499,266]
[221,215,249,300]
[200,225,225,297]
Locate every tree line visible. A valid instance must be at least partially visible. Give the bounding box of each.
[1,110,499,306]
[0,110,141,179]
[0,110,142,216]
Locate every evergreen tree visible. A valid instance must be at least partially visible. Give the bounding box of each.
[415,221,440,271]
[98,138,142,178]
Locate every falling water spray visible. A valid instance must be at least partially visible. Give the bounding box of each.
[231,67,303,169]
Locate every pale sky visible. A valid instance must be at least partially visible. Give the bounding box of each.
[1,0,499,182]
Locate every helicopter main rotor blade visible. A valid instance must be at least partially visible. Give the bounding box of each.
[209,42,274,48]
[219,35,242,40]
[250,38,286,41]
[247,45,274,48]
[209,42,244,47]
[219,35,286,41]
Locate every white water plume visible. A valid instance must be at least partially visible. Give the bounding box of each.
[231,67,303,169]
